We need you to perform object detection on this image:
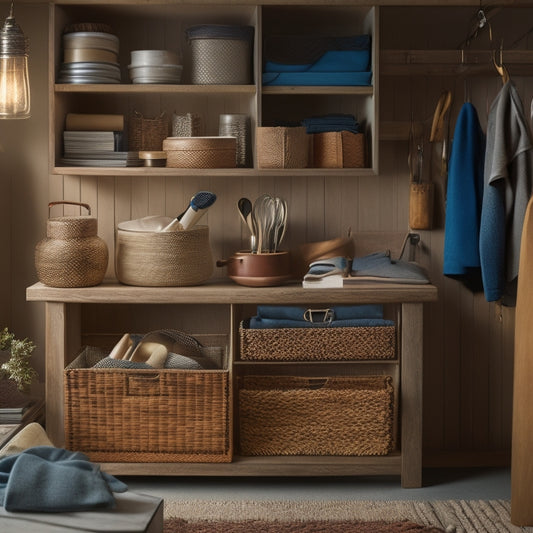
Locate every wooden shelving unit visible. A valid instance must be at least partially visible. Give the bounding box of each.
[27,280,437,488]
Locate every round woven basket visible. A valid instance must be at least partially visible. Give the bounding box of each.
[163,136,236,168]
[115,225,214,286]
[35,202,109,288]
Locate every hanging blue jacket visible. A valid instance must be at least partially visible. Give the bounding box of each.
[443,102,485,291]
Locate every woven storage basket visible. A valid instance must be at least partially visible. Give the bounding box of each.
[186,25,254,85]
[115,224,213,286]
[409,182,434,230]
[65,345,231,463]
[35,201,108,288]
[239,375,394,456]
[256,126,309,169]
[239,319,396,361]
[128,111,169,151]
[163,136,236,168]
[313,131,365,168]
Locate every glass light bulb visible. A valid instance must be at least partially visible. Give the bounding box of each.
[0,54,30,118]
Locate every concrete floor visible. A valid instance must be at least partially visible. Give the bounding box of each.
[120,467,511,502]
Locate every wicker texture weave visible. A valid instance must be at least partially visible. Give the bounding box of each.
[35,216,108,288]
[64,346,231,463]
[128,111,169,151]
[313,131,365,168]
[239,375,394,456]
[239,321,396,361]
[163,136,236,168]
[189,39,252,85]
[115,225,213,286]
[256,127,309,168]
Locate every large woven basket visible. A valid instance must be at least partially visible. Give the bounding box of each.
[186,25,254,85]
[35,201,108,288]
[256,126,309,168]
[239,319,396,361]
[128,111,169,151]
[239,375,394,456]
[163,136,236,168]
[64,345,231,463]
[312,131,365,168]
[115,224,213,286]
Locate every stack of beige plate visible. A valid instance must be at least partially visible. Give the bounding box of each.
[128,50,182,84]
[58,27,121,84]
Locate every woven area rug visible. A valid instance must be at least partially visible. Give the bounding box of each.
[164,500,529,533]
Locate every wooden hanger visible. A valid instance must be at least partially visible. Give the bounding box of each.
[430,90,453,142]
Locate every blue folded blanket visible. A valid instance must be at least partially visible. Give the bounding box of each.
[0,446,128,512]
[248,317,394,329]
[301,114,360,135]
[351,251,429,284]
[256,305,384,321]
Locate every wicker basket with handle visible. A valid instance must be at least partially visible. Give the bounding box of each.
[34,201,108,288]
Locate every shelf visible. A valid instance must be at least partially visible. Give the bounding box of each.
[262,86,373,95]
[26,280,438,305]
[55,84,257,95]
[51,166,377,177]
[99,452,402,477]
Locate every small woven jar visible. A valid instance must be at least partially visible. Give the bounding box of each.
[35,201,108,287]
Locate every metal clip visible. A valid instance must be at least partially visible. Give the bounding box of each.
[303,308,334,324]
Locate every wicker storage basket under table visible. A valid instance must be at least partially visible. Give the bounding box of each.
[239,375,394,456]
[64,346,231,463]
[239,319,396,361]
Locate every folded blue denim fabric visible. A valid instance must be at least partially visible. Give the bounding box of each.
[351,251,429,283]
[248,317,394,329]
[304,256,348,279]
[256,305,384,321]
[0,446,128,512]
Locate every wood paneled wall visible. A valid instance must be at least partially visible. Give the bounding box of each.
[4,3,533,464]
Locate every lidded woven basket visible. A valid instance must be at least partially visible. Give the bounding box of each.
[35,201,109,287]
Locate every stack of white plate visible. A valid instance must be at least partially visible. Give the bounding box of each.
[128,50,182,84]
[58,31,121,84]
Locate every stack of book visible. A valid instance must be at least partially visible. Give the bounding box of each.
[0,397,44,424]
[60,113,142,167]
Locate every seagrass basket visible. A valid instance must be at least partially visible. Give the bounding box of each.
[239,319,396,361]
[64,344,231,463]
[115,224,213,286]
[256,126,309,168]
[128,111,169,151]
[163,136,236,168]
[35,201,108,288]
[239,375,394,456]
[312,131,365,168]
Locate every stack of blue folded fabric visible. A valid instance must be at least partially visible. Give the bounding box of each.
[301,114,360,135]
[247,304,394,329]
[262,34,372,86]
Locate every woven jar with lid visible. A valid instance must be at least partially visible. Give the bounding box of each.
[35,201,108,287]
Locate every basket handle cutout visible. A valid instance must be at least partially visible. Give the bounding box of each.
[127,373,161,396]
[48,201,91,217]
[306,377,328,390]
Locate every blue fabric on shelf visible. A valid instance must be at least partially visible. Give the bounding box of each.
[304,255,348,279]
[262,71,372,87]
[248,317,394,329]
[256,305,384,321]
[264,50,370,74]
[301,114,359,135]
[351,251,429,283]
[0,446,128,512]
[443,102,486,292]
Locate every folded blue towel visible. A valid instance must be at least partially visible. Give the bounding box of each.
[0,446,128,512]
[256,305,384,321]
[351,251,429,283]
[301,114,360,135]
[248,317,394,329]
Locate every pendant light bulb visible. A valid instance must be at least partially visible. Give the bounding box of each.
[0,0,30,119]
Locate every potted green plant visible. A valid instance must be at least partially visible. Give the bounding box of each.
[0,327,37,394]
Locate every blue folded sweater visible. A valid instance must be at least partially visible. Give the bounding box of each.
[0,446,128,512]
